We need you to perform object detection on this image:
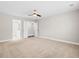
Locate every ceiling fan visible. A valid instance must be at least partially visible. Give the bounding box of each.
[28,10,42,17]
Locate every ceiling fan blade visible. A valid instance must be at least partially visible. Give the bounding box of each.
[37,14,42,17]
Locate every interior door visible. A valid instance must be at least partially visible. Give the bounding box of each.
[12,19,21,40]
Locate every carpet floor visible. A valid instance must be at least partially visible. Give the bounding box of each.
[0,37,79,58]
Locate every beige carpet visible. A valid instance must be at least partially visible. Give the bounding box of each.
[0,37,79,58]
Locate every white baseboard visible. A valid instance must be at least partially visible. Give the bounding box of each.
[0,39,11,43]
[39,36,79,45]
[0,39,22,43]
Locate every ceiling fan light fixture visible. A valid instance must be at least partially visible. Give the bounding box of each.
[33,13,37,16]
[28,9,42,17]
[33,14,37,16]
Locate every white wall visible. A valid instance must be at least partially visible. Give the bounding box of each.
[39,10,79,43]
[0,15,12,41]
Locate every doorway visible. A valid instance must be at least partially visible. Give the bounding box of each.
[24,21,38,38]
